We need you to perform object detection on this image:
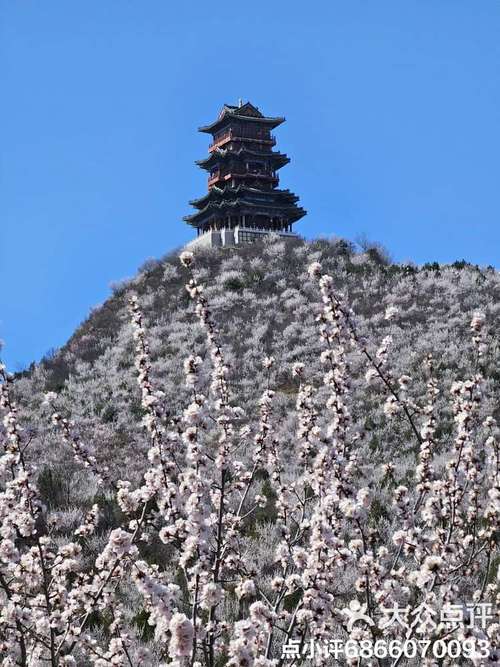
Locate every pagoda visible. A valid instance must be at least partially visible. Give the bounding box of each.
[184,101,306,248]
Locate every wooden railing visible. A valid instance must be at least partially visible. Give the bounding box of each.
[209,132,276,152]
[208,171,278,188]
[208,172,221,187]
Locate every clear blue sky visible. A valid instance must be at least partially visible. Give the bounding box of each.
[2,1,500,370]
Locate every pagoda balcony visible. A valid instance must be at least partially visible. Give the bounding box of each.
[208,171,278,188]
[229,172,278,185]
[209,131,276,152]
[208,171,222,187]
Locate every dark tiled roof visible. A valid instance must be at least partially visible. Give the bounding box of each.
[189,184,299,209]
[196,147,289,171]
[199,101,284,134]
[184,187,306,226]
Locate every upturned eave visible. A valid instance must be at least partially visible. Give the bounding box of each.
[199,113,285,134]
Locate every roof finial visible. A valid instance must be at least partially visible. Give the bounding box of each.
[238,98,243,108]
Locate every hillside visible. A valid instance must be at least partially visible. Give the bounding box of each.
[3,235,500,665]
[16,236,500,482]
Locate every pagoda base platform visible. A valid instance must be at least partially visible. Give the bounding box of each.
[185,226,298,250]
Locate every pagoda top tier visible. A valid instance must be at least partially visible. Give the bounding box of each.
[198,101,285,135]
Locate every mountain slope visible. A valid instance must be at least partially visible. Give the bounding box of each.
[3,235,500,664]
[14,236,500,486]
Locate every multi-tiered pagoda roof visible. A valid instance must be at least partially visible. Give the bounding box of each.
[184,102,306,239]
